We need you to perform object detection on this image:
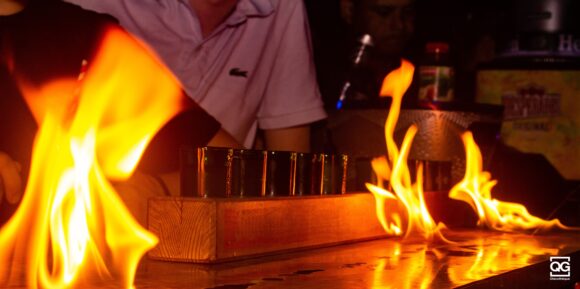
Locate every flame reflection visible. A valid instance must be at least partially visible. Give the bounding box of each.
[371,232,566,289]
[446,234,559,285]
[371,244,438,289]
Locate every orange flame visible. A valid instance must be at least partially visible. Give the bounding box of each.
[449,132,577,233]
[379,59,414,167]
[366,59,448,241]
[0,26,185,288]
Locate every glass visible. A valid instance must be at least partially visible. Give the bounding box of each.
[197,147,234,198]
[264,151,296,197]
[233,149,267,197]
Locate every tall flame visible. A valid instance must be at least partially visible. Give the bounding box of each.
[366,60,448,241]
[379,59,414,166]
[449,132,577,233]
[0,26,186,288]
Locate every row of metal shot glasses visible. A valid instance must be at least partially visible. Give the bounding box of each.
[179,147,349,198]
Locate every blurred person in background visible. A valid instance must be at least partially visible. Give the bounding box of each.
[311,0,418,109]
[343,0,416,61]
[340,0,417,104]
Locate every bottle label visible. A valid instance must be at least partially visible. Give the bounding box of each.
[476,69,580,180]
[418,66,454,102]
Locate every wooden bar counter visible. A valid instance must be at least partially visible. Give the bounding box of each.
[147,193,385,263]
[3,227,579,288]
[137,230,580,289]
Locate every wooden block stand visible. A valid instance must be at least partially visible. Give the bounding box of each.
[148,193,385,263]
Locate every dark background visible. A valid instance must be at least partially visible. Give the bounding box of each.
[303,0,580,227]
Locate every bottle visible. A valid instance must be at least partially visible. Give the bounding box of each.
[336,34,374,109]
[418,42,454,103]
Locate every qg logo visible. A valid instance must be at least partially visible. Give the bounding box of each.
[550,256,571,281]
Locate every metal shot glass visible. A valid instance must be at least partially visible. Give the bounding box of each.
[232,149,267,197]
[294,153,315,196]
[179,146,198,197]
[314,153,348,195]
[264,151,296,197]
[310,153,324,195]
[353,156,379,192]
[321,154,334,195]
[198,147,235,198]
[335,154,348,194]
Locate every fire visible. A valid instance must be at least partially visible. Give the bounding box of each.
[0,26,186,288]
[366,60,448,241]
[449,132,576,233]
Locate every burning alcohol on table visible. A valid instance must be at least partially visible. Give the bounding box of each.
[366,59,579,242]
[366,59,449,242]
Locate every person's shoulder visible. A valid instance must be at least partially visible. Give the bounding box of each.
[264,0,302,10]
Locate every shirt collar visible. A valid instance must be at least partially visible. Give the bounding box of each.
[179,0,274,34]
[178,0,274,16]
[226,0,275,26]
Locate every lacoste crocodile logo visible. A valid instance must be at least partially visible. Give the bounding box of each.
[229,67,248,78]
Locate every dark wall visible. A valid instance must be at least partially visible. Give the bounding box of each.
[304,0,511,107]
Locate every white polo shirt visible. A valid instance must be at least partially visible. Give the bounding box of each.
[65,0,327,148]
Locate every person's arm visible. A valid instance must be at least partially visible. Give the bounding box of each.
[207,128,242,149]
[0,152,23,207]
[256,1,326,150]
[0,0,24,15]
[264,125,310,153]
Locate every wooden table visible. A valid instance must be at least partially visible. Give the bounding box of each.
[132,230,579,289]
[3,230,578,288]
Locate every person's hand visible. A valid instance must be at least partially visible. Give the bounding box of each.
[0,152,23,207]
[113,171,169,226]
